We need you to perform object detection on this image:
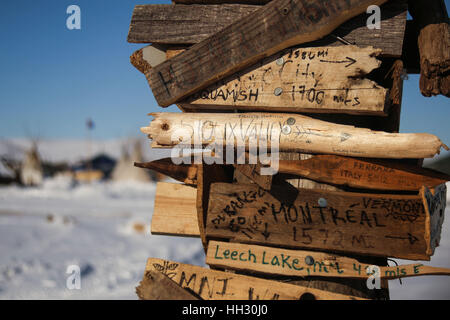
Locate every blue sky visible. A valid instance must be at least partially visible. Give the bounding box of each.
[0,0,449,144]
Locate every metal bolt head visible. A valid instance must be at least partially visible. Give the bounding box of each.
[305,256,314,266]
[274,87,283,96]
[318,197,327,207]
[281,125,291,135]
[276,57,284,66]
[286,117,296,125]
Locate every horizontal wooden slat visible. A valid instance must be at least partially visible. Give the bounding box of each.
[180,45,389,115]
[145,257,365,300]
[141,112,448,159]
[206,241,450,280]
[205,183,447,260]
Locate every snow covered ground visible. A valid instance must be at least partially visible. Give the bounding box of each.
[0,177,449,299]
[0,177,205,299]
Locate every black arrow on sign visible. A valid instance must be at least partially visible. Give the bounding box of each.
[385,233,419,245]
[262,223,270,240]
[319,56,356,67]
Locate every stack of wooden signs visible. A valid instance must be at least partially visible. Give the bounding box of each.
[128,0,450,300]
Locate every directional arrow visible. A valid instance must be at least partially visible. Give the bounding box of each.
[385,233,419,245]
[262,223,271,240]
[319,56,357,67]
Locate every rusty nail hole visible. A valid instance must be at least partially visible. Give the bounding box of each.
[161,123,170,131]
[283,7,289,15]
[299,292,316,300]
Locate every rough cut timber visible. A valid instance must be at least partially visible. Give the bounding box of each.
[136,270,200,300]
[141,112,448,159]
[145,258,365,300]
[207,241,450,280]
[151,182,200,237]
[147,0,389,107]
[180,46,389,115]
[408,0,450,97]
[205,183,447,260]
[129,1,407,57]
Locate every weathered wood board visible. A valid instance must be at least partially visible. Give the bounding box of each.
[128,4,258,44]
[180,46,389,115]
[136,270,200,300]
[141,113,448,159]
[422,184,447,251]
[205,183,447,260]
[135,159,198,185]
[148,0,389,107]
[276,155,450,191]
[409,0,450,97]
[145,258,364,300]
[152,182,200,237]
[206,241,450,280]
[129,1,407,57]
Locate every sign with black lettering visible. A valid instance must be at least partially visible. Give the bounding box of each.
[207,241,450,279]
[145,258,364,300]
[205,183,446,260]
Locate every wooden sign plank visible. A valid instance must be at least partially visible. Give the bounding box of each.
[147,0,390,107]
[180,46,389,115]
[152,182,200,237]
[135,159,198,185]
[173,0,271,4]
[141,113,448,159]
[129,1,406,57]
[136,270,200,300]
[128,4,258,44]
[205,183,447,260]
[276,154,450,191]
[207,241,450,280]
[145,258,364,300]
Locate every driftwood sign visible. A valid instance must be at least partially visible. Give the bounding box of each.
[180,46,388,115]
[207,241,450,280]
[145,258,364,300]
[141,113,448,159]
[205,183,447,260]
[147,0,388,106]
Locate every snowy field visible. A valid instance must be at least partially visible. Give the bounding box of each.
[0,177,205,299]
[0,177,449,299]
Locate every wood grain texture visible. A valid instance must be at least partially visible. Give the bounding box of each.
[130,1,406,57]
[205,183,447,260]
[179,46,389,115]
[136,270,200,300]
[152,182,200,237]
[276,154,450,191]
[408,0,450,97]
[145,257,365,300]
[128,4,258,44]
[148,0,389,107]
[141,112,448,159]
[206,241,450,280]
